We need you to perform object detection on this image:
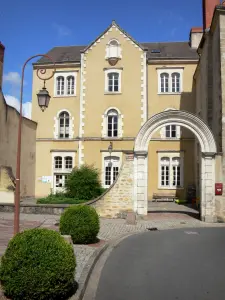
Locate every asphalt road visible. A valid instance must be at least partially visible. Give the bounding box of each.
[95,228,225,300]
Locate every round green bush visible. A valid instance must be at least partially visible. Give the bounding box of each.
[60,205,100,244]
[0,228,76,300]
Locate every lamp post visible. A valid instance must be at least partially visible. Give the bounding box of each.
[14,54,55,235]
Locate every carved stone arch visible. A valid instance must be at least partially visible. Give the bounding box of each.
[134,110,217,223]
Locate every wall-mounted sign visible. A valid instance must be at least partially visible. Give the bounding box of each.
[41,176,52,183]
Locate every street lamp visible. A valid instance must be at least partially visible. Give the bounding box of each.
[108,142,113,168]
[14,54,55,235]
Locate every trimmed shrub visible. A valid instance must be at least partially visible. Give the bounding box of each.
[65,165,103,200]
[60,205,100,244]
[0,228,76,300]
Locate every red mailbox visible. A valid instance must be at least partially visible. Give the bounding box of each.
[215,183,223,195]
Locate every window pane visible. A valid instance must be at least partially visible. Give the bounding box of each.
[105,166,111,186]
[55,157,62,169]
[65,157,73,169]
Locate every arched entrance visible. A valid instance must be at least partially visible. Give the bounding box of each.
[134,110,217,223]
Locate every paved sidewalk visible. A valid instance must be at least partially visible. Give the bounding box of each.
[0,211,225,284]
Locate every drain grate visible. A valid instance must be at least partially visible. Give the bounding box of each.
[147,227,158,231]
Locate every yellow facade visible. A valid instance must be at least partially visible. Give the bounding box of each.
[32,21,198,200]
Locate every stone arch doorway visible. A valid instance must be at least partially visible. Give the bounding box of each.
[134,110,217,223]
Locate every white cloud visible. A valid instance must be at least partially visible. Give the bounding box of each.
[4,72,21,86]
[5,95,32,119]
[52,23,72,37]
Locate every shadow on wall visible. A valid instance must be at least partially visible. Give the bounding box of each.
[177,89,197,203]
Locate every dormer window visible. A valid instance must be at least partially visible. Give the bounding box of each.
[106,39,122,59]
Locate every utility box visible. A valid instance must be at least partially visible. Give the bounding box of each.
[215,183,223,196]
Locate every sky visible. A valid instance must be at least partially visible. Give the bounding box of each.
[0,0,203,118]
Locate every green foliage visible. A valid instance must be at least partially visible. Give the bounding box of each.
[60,205,100,244]
[0,229,76,300]
[37,192,87,204]
[65,165,103,200]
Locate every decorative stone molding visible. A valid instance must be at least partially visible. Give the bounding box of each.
[135,110,217,153]
[141,52,147,125]
[79,53,86,166]
[134,110,217,222]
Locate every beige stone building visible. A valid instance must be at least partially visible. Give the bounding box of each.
[0,43,37,201]
[32,0,225,222]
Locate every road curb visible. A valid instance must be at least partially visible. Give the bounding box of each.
[70,243,109,300]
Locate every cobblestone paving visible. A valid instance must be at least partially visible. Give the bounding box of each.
[73,245,95,282]
[1,211,225,285]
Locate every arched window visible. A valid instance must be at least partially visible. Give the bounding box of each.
[108,72,119,92]
[54,156,62,169]
[104,156,120,187]
[160,73,169,93]
[67,76,75,95]
[160,157,170,187]
[172,157,181,187]
[59,111,70,138]
[65,156,73,169]
[108,39,120,58]
[171,73,180,93]
[107,109,118,137]
[56,76,65,95]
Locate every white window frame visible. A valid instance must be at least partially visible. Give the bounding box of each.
[51,152,75,193]
[101,107,123,138]
[104,69,122,93]
[101,152,122,188]
[53,109,74,139]
[160,108,181,139]
[157,68,183,94]
[158,152,184,189]
[54,72,77,97]
[105,39,122,59]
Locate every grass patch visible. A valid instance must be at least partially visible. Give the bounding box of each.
[175,199,188,204]
[37,193,87,205]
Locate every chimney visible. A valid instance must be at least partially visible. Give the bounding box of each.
[0,42,5,89]
[202,0,220,31]
[189,27,203,48]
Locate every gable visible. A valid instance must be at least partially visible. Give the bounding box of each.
[82,21,145,54]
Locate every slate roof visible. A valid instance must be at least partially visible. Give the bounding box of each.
[34,42,198,65]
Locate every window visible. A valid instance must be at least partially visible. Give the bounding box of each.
[157,69,183,93]
[54,110,74,139]
[172,73,180,93]
[107,109,118,137]
[105,69,122,93]
[165,125,177,138]
[172,157,181,187]
[54,156,62,169]
[54,72,77,96]
[160,157,170,187]
[159,154,183,189]
[104,156,120,187]
[106,39,121,59]
[52,152,75,193]
[65,156,73,169]
[67,76,75,95]
[160,73,169,93]
[102,107,123,138]
[108,72,119,92]
[59,111,70,138]
[56,76,64,96]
